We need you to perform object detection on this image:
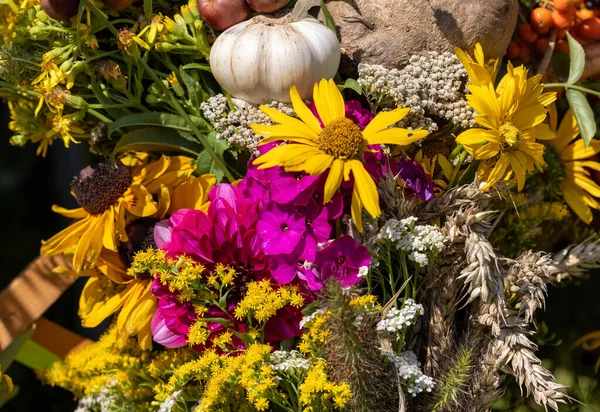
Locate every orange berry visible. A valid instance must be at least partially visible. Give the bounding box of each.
[518,23,539,43]
[507,40,520,59]
[572,0,583,5]
[553,0,572,12]
[556,38,570,54]
[577,7,595,20]
[579,17,600,39]
[519,43,532,63]
[531,7,553,34]
[535,37,550,54]
[552,8,576,29]
[556,28,567,38]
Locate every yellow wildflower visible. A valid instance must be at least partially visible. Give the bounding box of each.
[299,360,352,410]
[456,45,556,191]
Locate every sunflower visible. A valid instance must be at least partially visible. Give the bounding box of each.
[78,173,216,349]
[41,153,195,272]
[547,106,600,224]
[252,78,428,231]
[455,60,556,191]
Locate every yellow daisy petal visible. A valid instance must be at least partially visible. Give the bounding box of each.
[51,205,88,219]
[362,108,410,138]
[123,185,158,217]
[258,105,320,141]
[349,159,380,218]
[290,85,322,134]
[563,182,593,224]
[324,159,344,203]
[365,128,428,146]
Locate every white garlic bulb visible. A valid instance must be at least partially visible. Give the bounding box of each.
[209,11,341,104]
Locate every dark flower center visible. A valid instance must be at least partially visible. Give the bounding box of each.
[71,161,132,215]
[318,117,364,159]
[281,223,289,232]
[337,256,346,264]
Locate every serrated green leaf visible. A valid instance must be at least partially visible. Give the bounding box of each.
[320,0,337,34]
[0,328,34,372]
[112,127,203,158]
[180,67,202,109]
[566,89,597,147]
[337,78,363,95]
[108,112,210,138]
[15,340,61,371]
[194,131,229,183]
[567,32,585,84]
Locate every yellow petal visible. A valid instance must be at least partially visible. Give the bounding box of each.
[349,159,381,218]
[312,79,345,125]
[574,174,600,197]
[563,182,593,224]
[437,155,454,180]
[507,153,526,191]
[102,206,117,251]
[156,185,171,219]
[116,281,146,334]
[132,155,170,186]
[51,205,88,219]
[324,159,343,203]
[254,144,321,169]
[290,85,322,134]
[40,216,90,257]
[124,185,158,217]
[472,142,501,160]
[73,214,105,271]
[284,153,334,176]
[481,153,509,190]
[362,108,410,138]
[170,176,202,213]
[533,123,555,140]
[252,124,319,146]
[97,250,129,283]
[456,128,500,145]
[351,185,363,232]
[258,105,320,141]
[79,278,136,327]
[366,128,428,146]
[511,104,547,130]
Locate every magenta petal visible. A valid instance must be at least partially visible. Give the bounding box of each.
[151,311,187,348]
[270,256,298,284]
[154,220,171,248]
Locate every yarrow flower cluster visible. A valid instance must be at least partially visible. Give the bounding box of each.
[387,351,435,397]
[358,52,476,132]
[269,350,311,372]
[378,217,446,266]
[200,94,294,153]
[74,380,135,412]
[376,299,424,334]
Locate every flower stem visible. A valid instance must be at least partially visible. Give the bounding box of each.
[448,149,468,189]
[87,108,113,124]
[544,82,600,97]
[137,58,234,182]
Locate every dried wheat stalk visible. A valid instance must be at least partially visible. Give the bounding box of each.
[550,237,600,279]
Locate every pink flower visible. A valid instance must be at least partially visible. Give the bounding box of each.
[307,99,374,130]
[257,203,306,255]
[315,236,370,288]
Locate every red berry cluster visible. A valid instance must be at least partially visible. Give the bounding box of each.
[507,0,600,63]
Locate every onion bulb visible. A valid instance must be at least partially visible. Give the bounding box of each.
[247,0,291,13]
[197,0,250,31]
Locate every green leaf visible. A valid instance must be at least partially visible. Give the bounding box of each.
[194,318,234,327]
[0,328,34,372]
[457,160,479,187]
[15,340,61,371]
[567,32,585,84]
[108,112,210,138]
[320,0,337,34]
[181,63,212,73]
[90,77,122,121]
[143,0,152,18]
[337,78,363,95]
[566,89,597,147]
[112,127,203,158]
[179,67,202,109]
[194,131,229,183]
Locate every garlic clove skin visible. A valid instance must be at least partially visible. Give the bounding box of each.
[210,15,341,104]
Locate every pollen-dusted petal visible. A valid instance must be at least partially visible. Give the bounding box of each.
[362,108,410,138]
[290,85,322,134]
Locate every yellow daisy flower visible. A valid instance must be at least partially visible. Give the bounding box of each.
[456,61,556,191]
[78,173,216,350]
[547,106,600,224]
[455,43,499,87]
[41,154,195,272]
[252,78,428,231]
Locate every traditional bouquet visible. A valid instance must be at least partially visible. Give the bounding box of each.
[2,0,600,410]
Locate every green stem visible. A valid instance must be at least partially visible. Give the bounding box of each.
[544,82,600,97]
[448,149,468,189]
[137,58,234,182]
[82,0,119,36]
[0,81,39,97]
[87,108,113,124]
[448,143,463,161]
